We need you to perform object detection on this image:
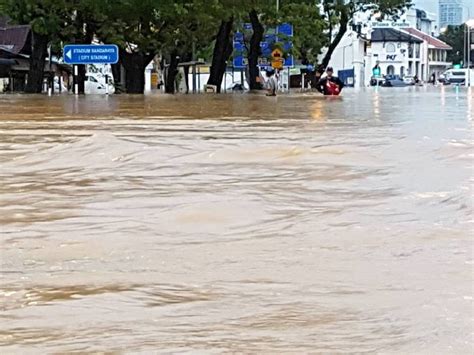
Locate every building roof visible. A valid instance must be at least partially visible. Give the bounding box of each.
[403,28,452,50]
[0,24,31,55]
[371,28,423,43]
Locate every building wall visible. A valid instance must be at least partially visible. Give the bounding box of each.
[439,0,463,28]
[371,41,411,77]
[327,31,368,87]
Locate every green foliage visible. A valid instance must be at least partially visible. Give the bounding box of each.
[0,0,413,66]
[93,0,171,55]
[278,1,327,64]
[0,0,69,37]
[439,25,465,65]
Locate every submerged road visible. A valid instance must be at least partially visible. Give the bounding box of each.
[0,87,472,353]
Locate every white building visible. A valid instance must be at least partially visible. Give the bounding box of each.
[404,28,452,80]
[326,7,452,86]
[370,28,422,79]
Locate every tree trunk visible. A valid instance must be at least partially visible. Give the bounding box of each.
[121,50,154,94]
[207,18,234,93]
[248,10,264,90]
[77,65,86,94]
[165,51,179,94]
[111,61,124,93]
[25,32,48,93]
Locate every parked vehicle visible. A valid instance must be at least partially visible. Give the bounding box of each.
[370,77,385,86]
[442,69,472,85]
[438,73,449,85]
[403,76,416,85]
[382,75,409,87]
[85,74,115,94]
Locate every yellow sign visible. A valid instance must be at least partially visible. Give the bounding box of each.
[151,73,159,88]
[271,48,284,70]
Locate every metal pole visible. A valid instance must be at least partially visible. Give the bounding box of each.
[198,66,201,93]
[48,45,52,96]
[224,72,227,93]
[192,64,196,94]
[465,25,468,69]
[468,27,471,87]
[287,67,290,93]
[276,0,279,12]
[74,65,79,95]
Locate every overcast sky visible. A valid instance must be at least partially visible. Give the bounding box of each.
[413,0,474,20]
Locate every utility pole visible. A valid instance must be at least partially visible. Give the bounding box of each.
[276,0,279,12]
[468,26,471,86]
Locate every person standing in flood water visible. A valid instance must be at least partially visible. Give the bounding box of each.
[265,68,278,96]
[315,67,344,96]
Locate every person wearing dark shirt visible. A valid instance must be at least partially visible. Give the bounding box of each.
[315,67,344,96]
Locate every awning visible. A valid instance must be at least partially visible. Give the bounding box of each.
[0,58,16,65]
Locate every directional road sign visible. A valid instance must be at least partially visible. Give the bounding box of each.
[63,44,119,65]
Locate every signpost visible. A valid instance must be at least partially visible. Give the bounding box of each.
[232,23,293,92]
[271,48,284,70]
[63,44,119,65]
[63,44,119,95]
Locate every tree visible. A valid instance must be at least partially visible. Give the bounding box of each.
[154,0,225,94]
[95,0,171,94]
[316,0,412,75]
[0,0,70,93]
[206,0,412,92]
[277,1,327,65]
[439,25,465,65]
[63,0,103,94]
[206,0,239,93]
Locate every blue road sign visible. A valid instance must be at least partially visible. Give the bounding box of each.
[63,44,119,65]
[284,56,294,67]
[277,23,294,37]
[233,55,247,69]
[260,41,272,57]
[234,41,245,53]
[233,23,294,69]
[234,32,244,42]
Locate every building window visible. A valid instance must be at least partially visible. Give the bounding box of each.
[386,43,396,53]
[408,43,414,58]
[387,65,395,75]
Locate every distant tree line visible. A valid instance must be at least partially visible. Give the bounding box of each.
[0,0,412,94]
[439,25,469,66]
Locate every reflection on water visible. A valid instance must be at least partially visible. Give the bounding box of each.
[0,88,473,353]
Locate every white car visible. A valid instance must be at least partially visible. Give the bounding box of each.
[403,76,416,85]
[444,69,466,85]
[85,74,115,94]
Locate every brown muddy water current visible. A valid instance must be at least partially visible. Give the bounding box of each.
[0,87,473,353]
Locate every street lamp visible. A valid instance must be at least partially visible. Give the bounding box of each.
[466,19,474,86]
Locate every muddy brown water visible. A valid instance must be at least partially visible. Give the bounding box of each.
[0,88,473,353]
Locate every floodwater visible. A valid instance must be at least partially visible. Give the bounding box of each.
[0,87,472,353]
